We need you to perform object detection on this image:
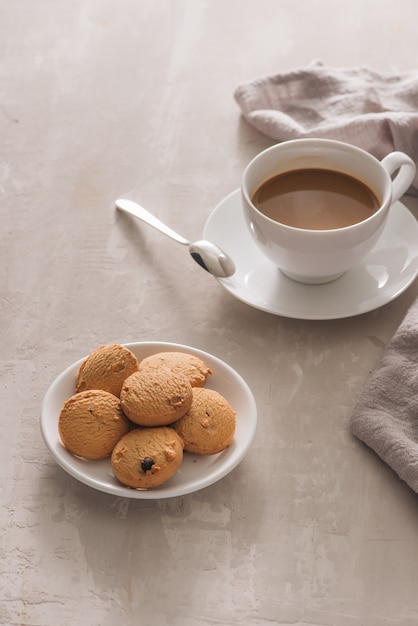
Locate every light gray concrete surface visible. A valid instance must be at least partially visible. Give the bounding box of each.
[2,1,418,624]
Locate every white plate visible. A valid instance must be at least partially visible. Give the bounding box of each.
[204,189,418,320]
[40,342,257,499]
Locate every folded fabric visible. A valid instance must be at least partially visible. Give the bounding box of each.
[350,297,418,493]
[234,61,418,194]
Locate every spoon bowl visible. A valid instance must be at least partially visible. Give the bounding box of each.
[189,240,236,277]
[115,198,235,278]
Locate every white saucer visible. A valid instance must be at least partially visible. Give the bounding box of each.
[204,189,418,320]
[40,342,257,499]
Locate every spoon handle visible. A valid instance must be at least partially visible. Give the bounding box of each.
[115,199,190,246]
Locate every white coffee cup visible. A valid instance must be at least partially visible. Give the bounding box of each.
[241,139,416,284]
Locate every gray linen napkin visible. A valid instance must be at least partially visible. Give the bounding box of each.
[234,61,418,194]
[350,298,418,493]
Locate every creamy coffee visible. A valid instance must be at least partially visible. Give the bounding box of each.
[251,168,380,230]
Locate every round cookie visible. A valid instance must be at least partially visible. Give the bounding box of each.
[111,427,184,489]
[138,351,212,388]
[59,389,131,460]
[120,366,193,426]
[76,344,139,398]
[173,387,236,455]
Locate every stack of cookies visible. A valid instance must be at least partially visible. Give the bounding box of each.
[58,344,236,489]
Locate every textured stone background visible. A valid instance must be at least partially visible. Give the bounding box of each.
[2,1,418,625]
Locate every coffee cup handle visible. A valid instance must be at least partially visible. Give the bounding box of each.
[381,151,416,204]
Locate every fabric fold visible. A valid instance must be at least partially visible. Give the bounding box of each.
[349,298,418,493]
[234,61,418,193]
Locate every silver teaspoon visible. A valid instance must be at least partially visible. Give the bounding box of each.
[115,198,235,278]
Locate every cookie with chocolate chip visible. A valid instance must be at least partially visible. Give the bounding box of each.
[111,427,184,488]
